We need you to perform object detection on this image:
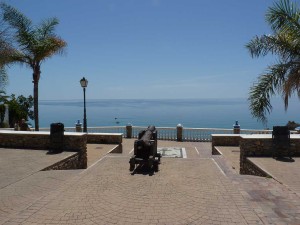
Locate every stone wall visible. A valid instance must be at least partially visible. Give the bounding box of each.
[211,134,241,154]
[42,153,82,171]
[242,158,270,177]
[211,133,300,177]
[0,131,87,169]
[240,134,300,175]
[87,133,122,144]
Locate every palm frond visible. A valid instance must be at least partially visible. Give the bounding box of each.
[0,3,32,32]
[0,3,37,56]
[0,40,28,66]
[246,0,300,124]
[282,62,300,108]
[266,0,300,33]
[249,63,288,123]
[246,32,300,60]
[34,37,67,61]
[36,18,59,39]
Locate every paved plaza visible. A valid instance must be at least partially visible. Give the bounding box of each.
[0,140,300,224]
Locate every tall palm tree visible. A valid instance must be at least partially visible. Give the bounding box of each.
[246,0,300,124]
[0,3,66,130]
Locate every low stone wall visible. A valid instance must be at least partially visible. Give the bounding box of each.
[211,134,240,154]
[240,134,300,175]
[242,158,270,177]
[87,133,122,144]
[0,130,87,169]
[42,153,82,171]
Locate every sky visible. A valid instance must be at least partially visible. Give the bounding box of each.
[1,0,284,100]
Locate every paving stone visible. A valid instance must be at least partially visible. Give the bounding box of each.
[0,141,300,224]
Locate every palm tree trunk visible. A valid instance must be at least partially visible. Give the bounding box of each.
[33,65,40,131]
[33,79,39,131]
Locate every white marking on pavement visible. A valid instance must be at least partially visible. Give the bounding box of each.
[80,145,118,174]
[194,147,200,155]
[128,148,134,155]
[182,148,187,158]
[81,156,107,174]
[212,158,226,177]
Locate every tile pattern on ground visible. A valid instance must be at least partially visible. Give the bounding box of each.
[1,141,300,224]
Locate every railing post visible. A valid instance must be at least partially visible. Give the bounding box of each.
[75,120,82,132]
[126,123,132,138]
[177,124,183,142]
[233,121,240,134]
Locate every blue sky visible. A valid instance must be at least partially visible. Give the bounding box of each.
[3,0,278,100]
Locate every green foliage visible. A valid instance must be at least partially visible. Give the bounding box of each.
[5,94,34,128]
[0,3,66,130]
[246,0,300,124]
[0,90,9,103]
[286,120,300,130]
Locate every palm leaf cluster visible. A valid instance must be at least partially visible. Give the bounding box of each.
[246,0,300,124]
[0,3,66,130]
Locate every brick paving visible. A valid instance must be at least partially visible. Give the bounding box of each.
[0,140,300,224]
[0,148,75,189]
[214,146,240,173]
[248,157,300,197]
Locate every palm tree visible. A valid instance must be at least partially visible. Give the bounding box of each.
[246,0,300,124]
[0,3,66,130]
[0,18,10,90]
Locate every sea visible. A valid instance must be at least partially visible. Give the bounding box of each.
[36,98,299,130]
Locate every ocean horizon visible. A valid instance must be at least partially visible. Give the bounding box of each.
[36,98,299,130]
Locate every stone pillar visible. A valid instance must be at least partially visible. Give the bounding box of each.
[75,120,82,132]
[233,121,240,134]
[177,124,183,142]
[126,123,132,138]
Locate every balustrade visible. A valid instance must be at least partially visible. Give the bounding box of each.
[3,124,289,142]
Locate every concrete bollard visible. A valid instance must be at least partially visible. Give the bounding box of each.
[177,124,183,142]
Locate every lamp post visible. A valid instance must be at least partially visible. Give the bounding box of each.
[80,77,88,132]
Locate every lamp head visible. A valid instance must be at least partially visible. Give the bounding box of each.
[80,77,88,88]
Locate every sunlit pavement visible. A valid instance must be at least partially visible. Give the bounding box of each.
[0,140,299,224]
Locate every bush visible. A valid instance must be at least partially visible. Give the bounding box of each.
[286,121,300,130]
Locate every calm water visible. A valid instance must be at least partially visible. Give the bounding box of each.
[37,98,299,130]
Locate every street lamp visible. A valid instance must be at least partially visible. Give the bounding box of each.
[80,77,88,132]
